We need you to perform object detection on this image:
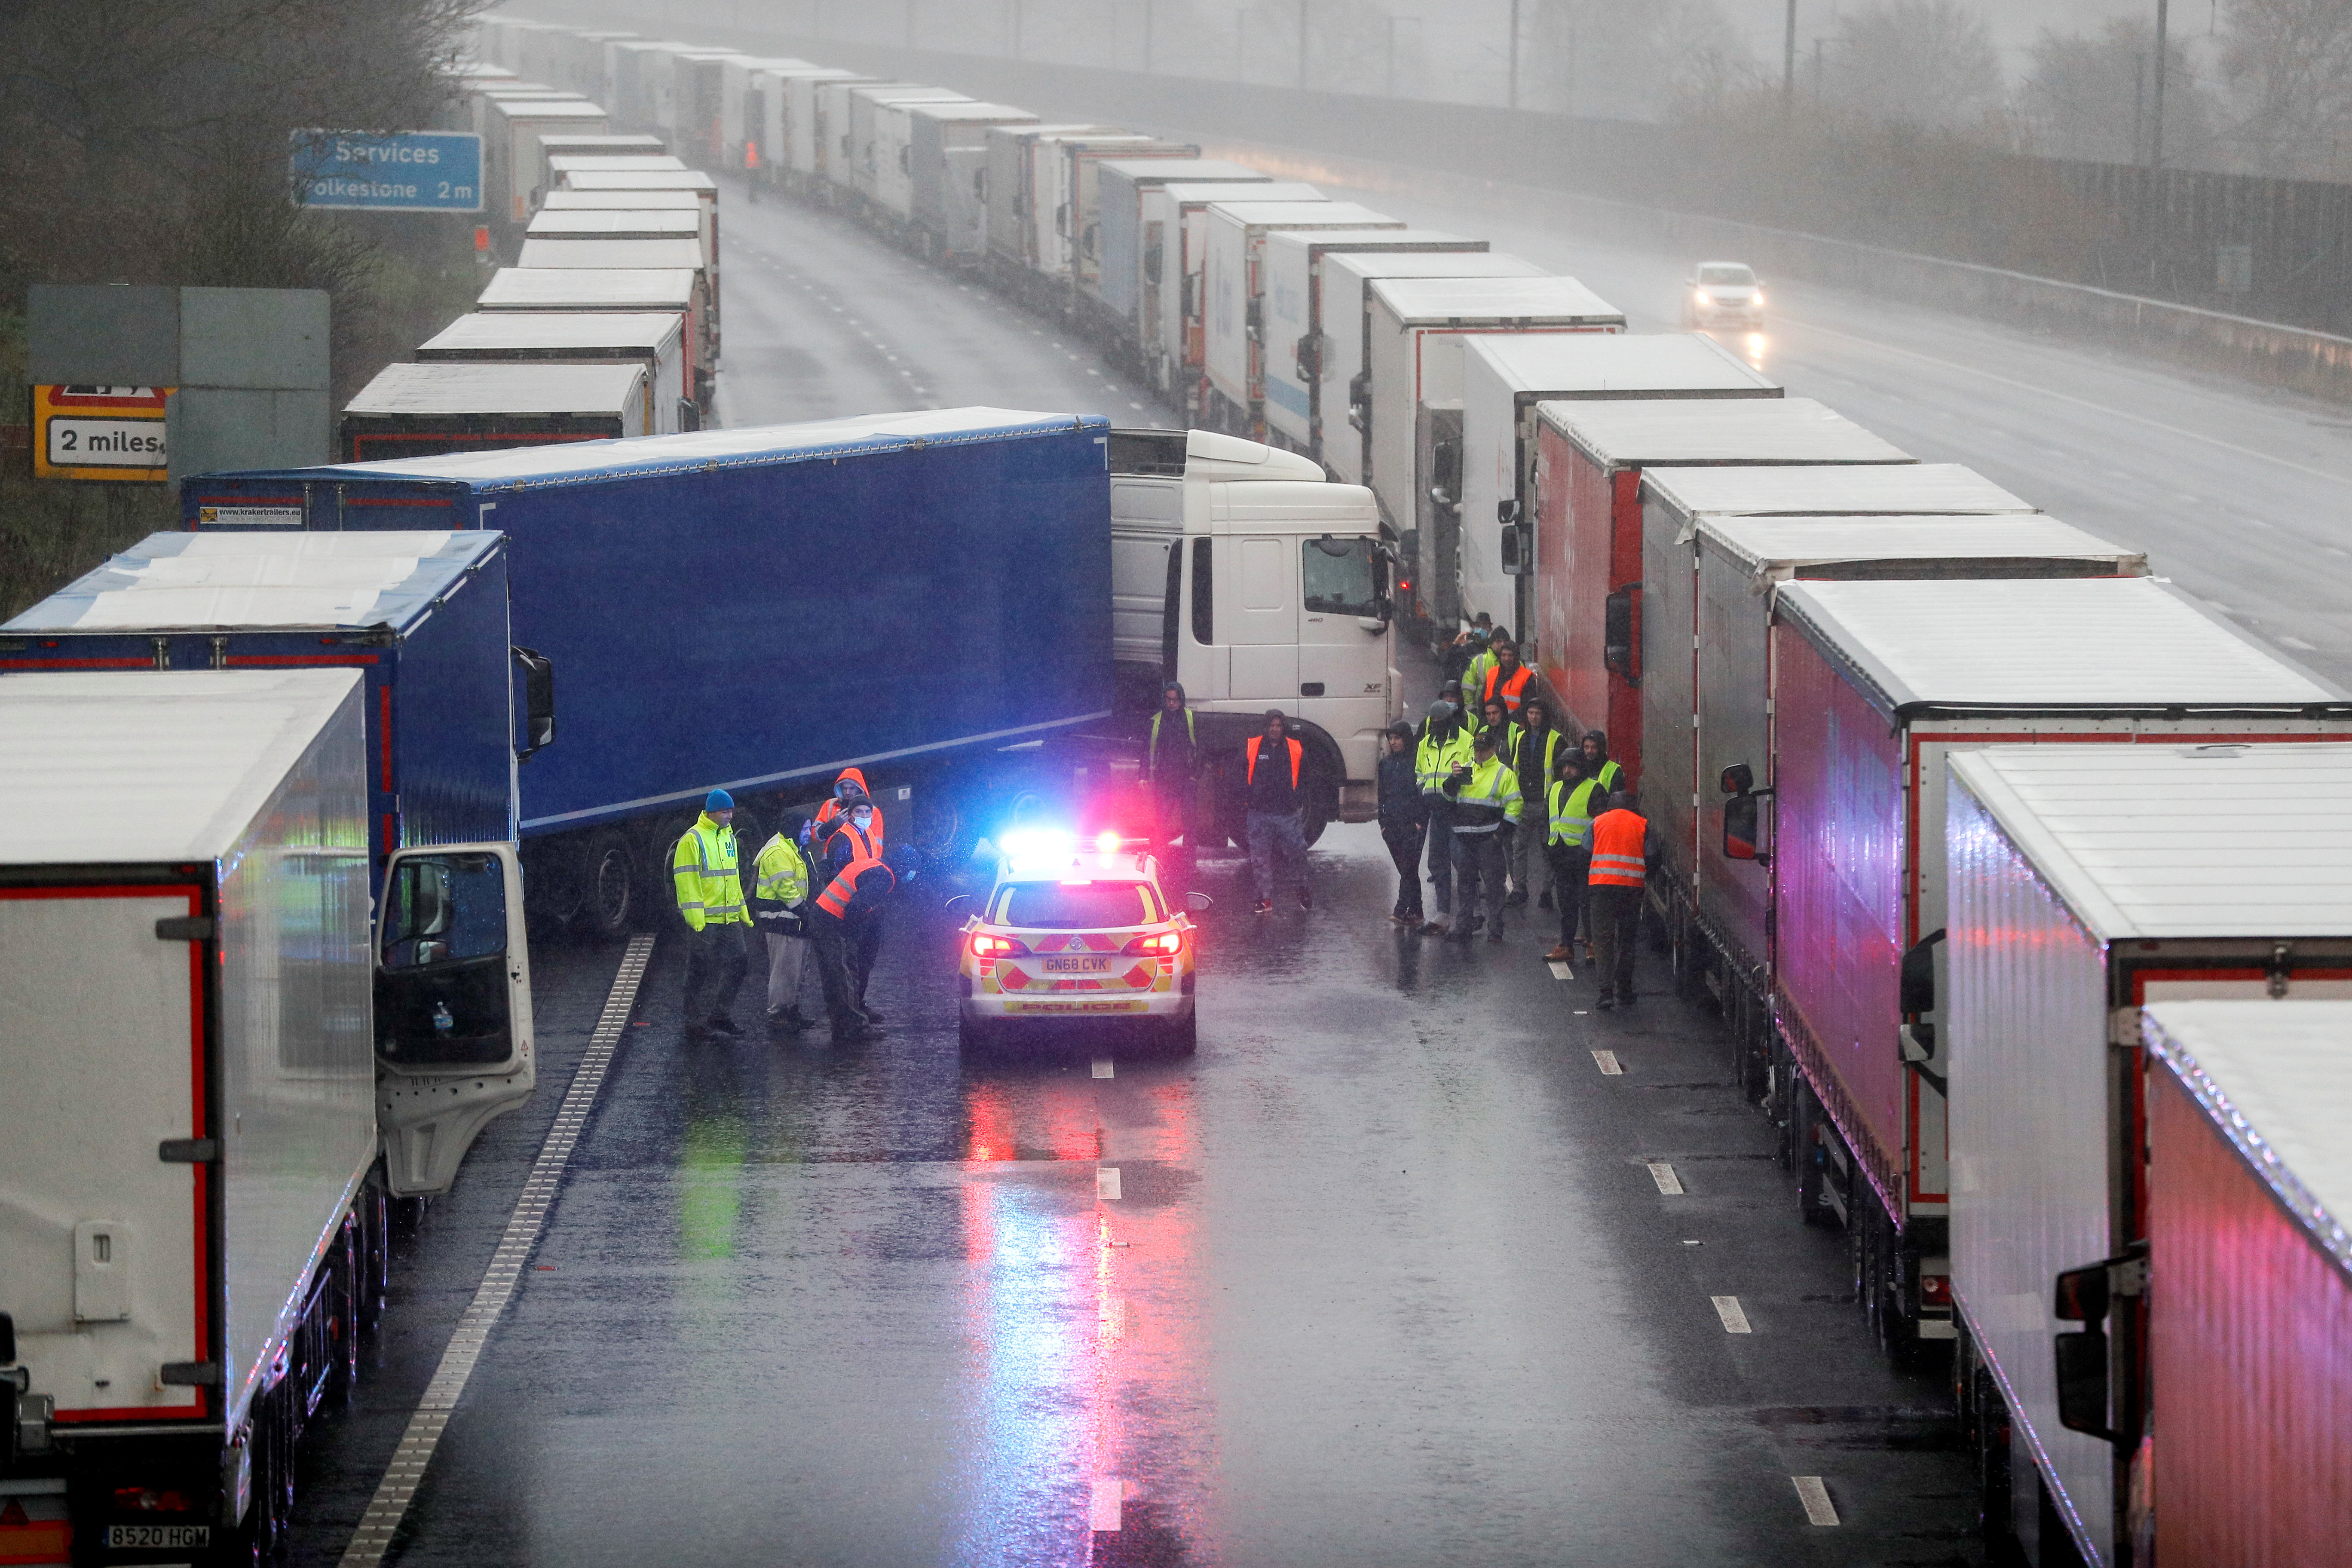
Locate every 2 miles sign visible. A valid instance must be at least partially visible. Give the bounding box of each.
[34,386,172,482]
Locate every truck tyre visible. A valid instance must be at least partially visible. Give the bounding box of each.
[579,828,640,938]
[524,840,587,934]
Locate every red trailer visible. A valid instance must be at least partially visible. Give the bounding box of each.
[1746,577,2352,1357]
[1530,398,1908,787]
[2143,1001,2352,1568]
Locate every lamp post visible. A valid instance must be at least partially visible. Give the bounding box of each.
[1783,0,1798,114]
[1508,0,1521,110]
[2149,0,2170,167]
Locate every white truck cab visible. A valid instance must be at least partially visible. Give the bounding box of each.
[1110,429,1397,833]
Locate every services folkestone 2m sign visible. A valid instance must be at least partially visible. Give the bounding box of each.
[292,130,482,212]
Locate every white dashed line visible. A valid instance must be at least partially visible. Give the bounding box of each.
[1792,1475,1840,1526]
[1097,1167,1122,1200]
[338,932,655,1566]
[1646,1161,1684,1195]
[1090,1477,1124,1531]
[1711,1295,1752,1334]
[1591,1049,1622,1075]
[1092,1057,1114,1078]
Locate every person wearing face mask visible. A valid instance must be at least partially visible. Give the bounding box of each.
[812,767,886,854]
[823,785,891,1023]
[673,788,750,1042]
[808,806,894,1044]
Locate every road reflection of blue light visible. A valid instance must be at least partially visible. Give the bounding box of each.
[952,1174,1095,1567]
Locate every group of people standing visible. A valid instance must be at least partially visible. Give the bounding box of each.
[1376,624,1657,1010]
[671,768,909,1045]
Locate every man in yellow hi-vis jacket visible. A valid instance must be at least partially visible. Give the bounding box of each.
[674,788,750,1041]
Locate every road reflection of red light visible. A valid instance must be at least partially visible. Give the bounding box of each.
[967,1081,1013,1164]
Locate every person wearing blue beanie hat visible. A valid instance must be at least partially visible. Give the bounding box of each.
[675,787,748,1040]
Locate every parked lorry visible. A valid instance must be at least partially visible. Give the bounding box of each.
[0,670,396,1559]
[1459,333,1780,649]
[785,71,885,194]
[842,84,970,211]
[1198,203,1405,438]
[753,64,858,190]
[1090,159,1271,355]
[2136,998,2352,1568]
[1256,228,1485,459]
[533,132,666,209]
[1053,138,1202,310]
[415,309,693,435]
[1362,276,1625,629]
[485,97,609,225]
[1940,748,2352,1564]
[1724,579,2352,1364]
[184,413,1396,928]
[476,265,710,410]
[2,529,548,1197]
[1530,398,1912,784]
[904,102,1041,260]
[336,361,651,460]
[1141,181,1326,401]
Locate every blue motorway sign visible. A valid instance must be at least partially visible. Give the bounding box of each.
[291,131,482,212]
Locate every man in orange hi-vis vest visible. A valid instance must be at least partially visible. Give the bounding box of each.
[1244,709,1311,916]
[1586,790,1657,1011]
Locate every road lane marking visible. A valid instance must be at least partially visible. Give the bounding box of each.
[1591,1049,1623,1075]
[1097,1167,1123,1200]
[1547,959,1574,980]
[1711,1295,1752,1333]
[1090,1478,1124,1531]
[1792,1475,1840,1526]
[1646,1161,1684,1195]
[339,932,655,1567]
[1092,1057,1114,1078]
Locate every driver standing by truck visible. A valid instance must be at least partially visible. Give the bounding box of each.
[1146,681,1198,873]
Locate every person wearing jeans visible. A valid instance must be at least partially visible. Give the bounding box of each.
[1415,698,1472,935]
[1244,710,1311,913]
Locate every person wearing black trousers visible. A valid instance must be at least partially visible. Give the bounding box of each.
[1375,720,1426,927]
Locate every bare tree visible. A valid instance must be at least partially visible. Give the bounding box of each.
[2019,19,2218,167]
[1818,0,2002,133]
[1531,0,1760,120]
[2219,0,2352,177]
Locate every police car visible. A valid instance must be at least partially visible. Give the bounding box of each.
[955,830,1203,1053]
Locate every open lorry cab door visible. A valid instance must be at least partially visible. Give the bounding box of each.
[374,845,536,1194]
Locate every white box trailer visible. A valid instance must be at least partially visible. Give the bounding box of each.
[820,80,930,198]
[487,98,609,224]
[1142,182,1326,399]
[527,206,698,242]
[1942,752,2352,1565]
[1058,138,1200,302]
[1458,333,1779,645]
[1199,204,1407,438]
[470,87,584,146]
[1316,251,1549,487]
[1021,133,1165,289]
[533,132,663,209]
[339,361,651,460]
[751,64,853,184]
[1364,276,1624,627]
[2137,999,2352,1568]
[1747,581,2352,1372]
[561,30,638,100]
[512,237,716,365]
[984,124,1125,280]
[478,266,709,409]
[720,56,811,166]
[1258,228,1486,456]
[788,71,886,188]
[416,309,693,434]
[1093,159,1271,344]
[0,670,384,1548]
[867,91,998,221]
[546,153,686,180]
[906,102,1040,260]
[847,85,969,207]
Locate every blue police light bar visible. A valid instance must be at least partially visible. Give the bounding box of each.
[291,131,484,212]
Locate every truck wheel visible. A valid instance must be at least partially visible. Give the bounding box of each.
[524,841,586,934]
[579,829,639,938]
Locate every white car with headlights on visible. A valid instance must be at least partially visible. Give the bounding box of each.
[1682,260,1764,329]
[955,831,1205,1054]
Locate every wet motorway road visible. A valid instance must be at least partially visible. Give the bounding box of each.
[286,821,1980,1566]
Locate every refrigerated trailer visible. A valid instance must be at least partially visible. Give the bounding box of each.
[755,64,858,187]
[843,84,969,211]
[787,71,887,192]
[1362,276,1625,630]
[533,132,664,208]
[1737,580,2352,1365]
[1092,159,1271,351]
[0,533,545,1197]
[1530,398,1913,787]
[337,361,650,461]
[1940,753,2352,1565]
[1256,228,1487,458]
[904,101,1040,259]
[1197,203,1406,439]
[1140,182,1326,399]
[0,671,386,1557]
[477,266,709,409]
[1459,333,1780,649]
[485,98,609,225]
[1053,138,1201,307]
[2138,999,2352,1568]
[415,309,694,435]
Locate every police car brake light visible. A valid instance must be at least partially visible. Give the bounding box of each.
[970,932,1025,959]
[1124,930,1183,957]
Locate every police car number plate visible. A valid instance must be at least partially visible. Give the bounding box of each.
[1041,956,1111,974]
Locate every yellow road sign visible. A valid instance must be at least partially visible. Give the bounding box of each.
[34,385,173,482]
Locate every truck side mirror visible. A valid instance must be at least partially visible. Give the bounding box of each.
[1603,585,1638,684]
[1294,334,1320,379]
[1182,273,1198,318]
[2054,1330,2112,1439]
[1497,499,1520,525]
[1900,928,1945,1016]
[1500,525,1528,576]
[1719,763,1753,796]
[1723,791,1765,864]
[1144,242,1163,286]
[1245,297,1262,340]
[512,646,556,760]
[1347,371,1370,433]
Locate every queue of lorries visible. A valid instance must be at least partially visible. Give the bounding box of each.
[0,14,2341,1567]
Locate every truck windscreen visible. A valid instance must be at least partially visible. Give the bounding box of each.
[1303,537,1379,617]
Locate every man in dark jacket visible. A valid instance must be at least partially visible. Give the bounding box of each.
[1145,681,1197,872]
[807,818,896,1044]
[1375,719,1425,926]
[1244,709,1310,914]
[1581,729,1625,795]
[1586,790,1663,1010]
[1513,697,1564,910]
